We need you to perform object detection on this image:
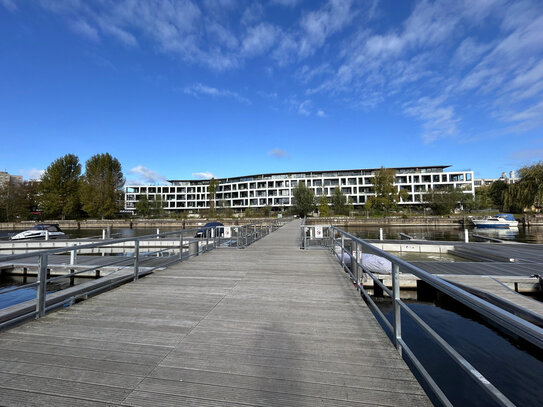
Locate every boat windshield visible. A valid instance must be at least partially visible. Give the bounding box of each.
[496,214,515,221]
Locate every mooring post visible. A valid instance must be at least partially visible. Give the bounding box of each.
[392,263,402,355]
[379,228,384,241]
[36,254,48,318]
[45,230,49,241]
[464,229,469,243]
[102,229,106,240]
[157,228,160,239]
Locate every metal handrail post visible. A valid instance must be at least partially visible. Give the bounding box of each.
[392,263,402,354]
[36,254,48,318]
[245,226,248,247]
[206,234,209,252]
[352,241,358,286]
[179,232,184,260]
[134,240,140,280]
[356,242,362,289]
[70,247,77,265]
[341,235,345,270]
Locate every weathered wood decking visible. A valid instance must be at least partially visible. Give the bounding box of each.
[0,220,430,406]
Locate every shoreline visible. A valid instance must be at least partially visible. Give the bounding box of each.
[1,215,541,230]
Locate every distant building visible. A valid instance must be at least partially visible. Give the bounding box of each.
[0,171,23,186]
[125,165,475,213]
[474,170,519,188]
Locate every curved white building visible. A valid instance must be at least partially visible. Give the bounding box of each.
[124,165,474,213]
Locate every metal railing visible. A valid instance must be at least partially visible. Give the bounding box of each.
[0,220,286,330]
[317,225,542,407]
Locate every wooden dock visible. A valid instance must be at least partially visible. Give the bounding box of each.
[0,220,430,406]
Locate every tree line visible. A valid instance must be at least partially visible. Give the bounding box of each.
[0,153,124,221]
[292,163,543,217]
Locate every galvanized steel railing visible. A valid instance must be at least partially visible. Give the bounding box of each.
[0,220,285,329]
[301,223,543,407]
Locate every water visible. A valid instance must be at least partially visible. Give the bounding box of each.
[0,227,186,240]
[374,297,543,406]
[344,225,543,243]
[0,274,88,309]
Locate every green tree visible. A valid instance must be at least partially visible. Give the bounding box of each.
[151,194,165,218]
[80,153,124,219]
[366,167,400,214]
[208,178,219,214]
[39,154,81,219]
[0,180,39,221]
[261,205,272,217]
[292,182,315,217]
[474,186,492,210]
[424,187,464,215]
[505,163,543,212]
[331,188,348,215]
[488,180,508,210]
[135,195,151,217]
[318,195,330,217]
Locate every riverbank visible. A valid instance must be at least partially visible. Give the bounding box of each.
[1,214,541,230]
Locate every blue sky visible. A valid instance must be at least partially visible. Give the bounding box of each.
[1,0,542,184]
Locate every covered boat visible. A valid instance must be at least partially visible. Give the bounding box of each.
[10,224,67,240]
[471,214,518,229]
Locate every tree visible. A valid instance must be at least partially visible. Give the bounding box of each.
[39,154,81,219]
[0,180,39,221]
[505,162,543,212]
[80,153,124,219]
[424,187,464,215]
[474,186,492,210]
[135,195,151,217]
[488,180,508,210]
[151,194,165,218]
[331,188,348,215]
[366,167,400,214]
[292,182,315,217]
[318,195,330,217]
[208,178,218,214]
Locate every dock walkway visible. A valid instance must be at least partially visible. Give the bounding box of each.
[0,220,429,406]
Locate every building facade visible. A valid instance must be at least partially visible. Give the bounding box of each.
[0,171,23,186]
[125,166,474,213]
[474,171,519,188]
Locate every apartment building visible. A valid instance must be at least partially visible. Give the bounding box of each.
[125,165,474,213]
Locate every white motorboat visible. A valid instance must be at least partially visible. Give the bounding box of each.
[471,214,518,229]
[10,224,67,240]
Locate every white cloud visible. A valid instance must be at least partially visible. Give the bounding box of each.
[18,168,44,181]
[316,109,326,118]
[403,97,459,143]
[298,99,312,116]
[268,148,289,158]
[241,23,278,56]
[298,0,356,58]
[192,171,215,179]
[69,20,100,42]
[128,166,168,184]
[0,0,17,12]
[184,83,250,104]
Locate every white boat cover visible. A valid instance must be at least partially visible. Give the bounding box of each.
[334,248,392,274]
